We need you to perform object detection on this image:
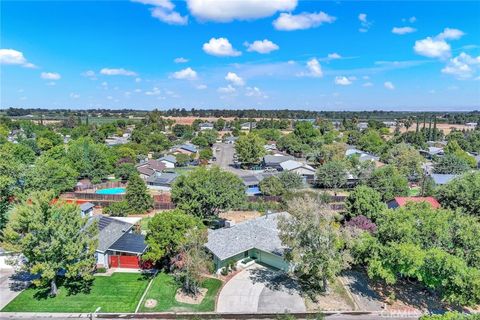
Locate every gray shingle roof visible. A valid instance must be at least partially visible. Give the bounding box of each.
[109,233,147,254]
[430,173,459,185]
[80,202,95,212]
[263,155,294,165]
[147,172,178,185]
[205,212,288,261]
[159,155,177,163]
[90,216,133,253]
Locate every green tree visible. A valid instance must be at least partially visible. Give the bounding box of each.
[434,154,471,174]
[192,136,209,148]
[144,209,203,263]
[147,132,171,153]
[259,176,286,196]
[315,160,348,189]
[234,134,266,166]
[3,191,97,296]
[0,142,36,164]
[278,171,303,190]
[345,185,386,221]
[366,165,409,201]
[293,121,320,145]
[103,201,129,217]
[175,153,190,167]
[443,140,477,168]
[114,162,137,181]
[436,172,480,217]
[125,174,153,214]
[0,152,24,235]
[199,148,213,161]
[67,138,113,183]
[214,118,226,131]
[26,156,78,194]
[383,143,425,179]
[171,228,213,295]
[278,196,351,293]
[171,166,245,220]
[357,129,386,155]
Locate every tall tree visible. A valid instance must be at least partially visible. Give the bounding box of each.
[278,196,351,293]
[315,160,348,189]
[234,134,266,167]
[436,172,480,217]
[366,165,409,201]
[345,185,386,222]
[171,166,245,221]
[125,173,153,214]
[3,191,97,296]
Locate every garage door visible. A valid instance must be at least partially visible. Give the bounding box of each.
[256,250,289,271]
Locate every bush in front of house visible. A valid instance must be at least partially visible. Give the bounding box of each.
[103,201,129,217]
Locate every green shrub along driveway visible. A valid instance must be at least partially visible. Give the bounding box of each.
[2,273,150,313]
[139,273,222,312]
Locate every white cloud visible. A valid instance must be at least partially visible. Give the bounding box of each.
[135,77,142,83]
[187,0,297,22]
[174,57,189,63]
[196,84,207,90]
[437,28,465,40]
[46,82,56,86]
[245,39,279,54]
[441,52,480,79]
[70,93,80,99]
[132,0,187,25]
[145,87,161,95]
[392,26,417,35]
[41,72,61,80]
[0,49,35,68]
[273,12,336,31]
[358,13,372,32]
[414,37,451,59]
[134,89,143,93]
[203,37,241,57]
[151,7,188,25]
[362,82,374,87]
[409,16,417,23]
[172,67,198,80]
[217,85,236,93]
[100,68,137,76]
[245,86,267,98]
[82,70,97,79]
[327,53,342,60]
[298,58,323,78]
[225,72,245,86]
[335,76,352,86]
[384,81,395,90]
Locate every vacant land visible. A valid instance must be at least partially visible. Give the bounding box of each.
[2,273,149,313]
[139,273,222,312]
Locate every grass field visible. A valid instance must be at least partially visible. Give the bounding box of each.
[2,273,150,313]
[139,273,222,312]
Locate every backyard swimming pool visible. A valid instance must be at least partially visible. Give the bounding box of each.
[96,187,126,195]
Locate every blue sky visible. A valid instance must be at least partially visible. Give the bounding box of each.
[1,0,480,110]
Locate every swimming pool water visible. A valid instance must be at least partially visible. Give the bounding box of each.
[95,187,126,195]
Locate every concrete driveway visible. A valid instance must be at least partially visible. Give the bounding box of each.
[217,264,306,313]
[0,269,31,310]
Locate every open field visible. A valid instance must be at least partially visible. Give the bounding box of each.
[2,273,150,313]
[391,123,474,135]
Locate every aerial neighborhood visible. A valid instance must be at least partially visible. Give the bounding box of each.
[0,108,479,319]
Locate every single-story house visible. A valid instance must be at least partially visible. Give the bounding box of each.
[430,173,459,185]
[279,160,315,182]
[172,144,198,156]
[241,175,263,195]
[91,216,147,269]
[466,122,478,128]
[345,147,380,162]
[205,212,290,273]
[240,122,257,131]
[158,154,176,168]
[105,136,129,147]
[357,122,369,130]
[199,122,214,131]
[224,136,238,144]
[387,197,441,209]
[80,202,95,217]
[420,147,445,159]
[136,159,166,179]
[263,154,295,170]
[146,172,178,191]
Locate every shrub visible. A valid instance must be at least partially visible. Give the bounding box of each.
[103,201,130,217]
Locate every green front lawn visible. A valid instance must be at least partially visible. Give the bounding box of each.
[2,273,150,313]
[139,273,222,312]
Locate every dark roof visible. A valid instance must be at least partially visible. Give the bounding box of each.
[136,166,155,177]
[159,155,177,163]
[108,233,147,254]
[89,216,133,253]
[147,172,178,185]
[80,202,95,212]
[241,175,261,186]
[177,144,197,153]
[136,159,166,172]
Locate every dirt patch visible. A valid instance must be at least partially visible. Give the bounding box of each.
[305,278,356,311]
[219,211,262,223]
[175,288,207,305]
[144,299,157,308]
[391,123,472,135]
